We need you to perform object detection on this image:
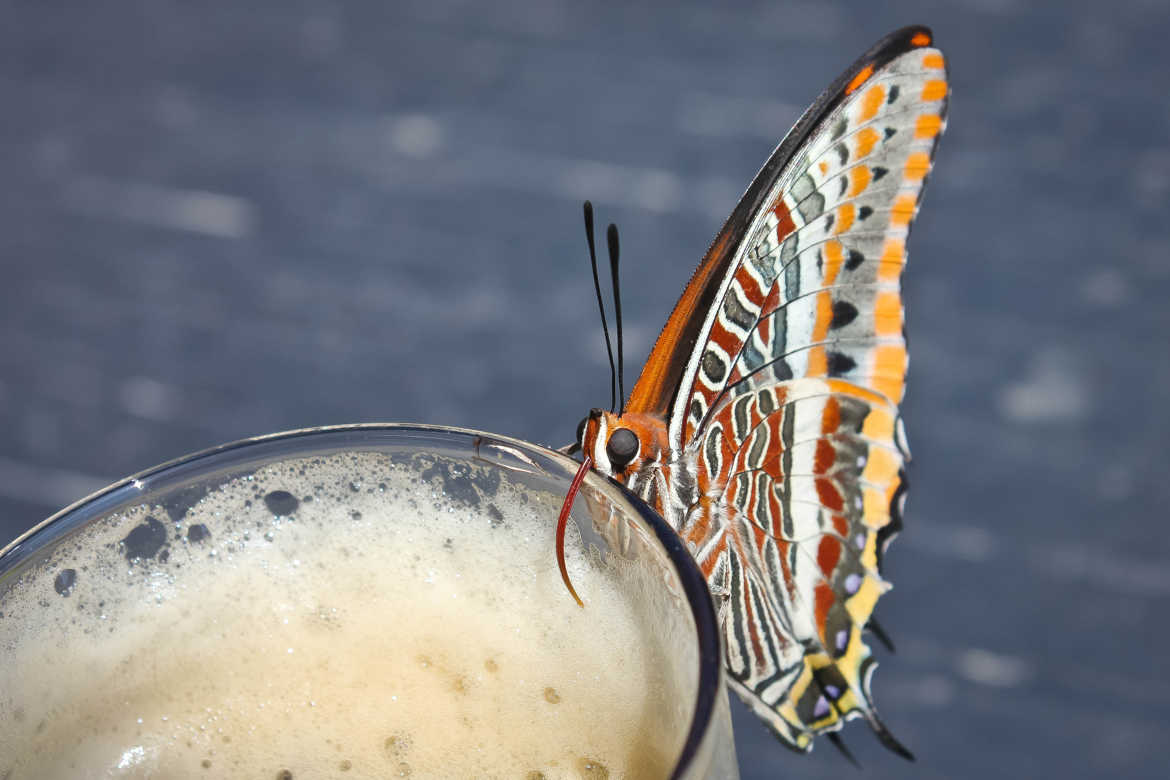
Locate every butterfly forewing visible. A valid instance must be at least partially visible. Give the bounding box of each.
[616,26,947,753]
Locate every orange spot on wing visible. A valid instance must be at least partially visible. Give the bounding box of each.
[891,194,917,227]
[861,406,895,441]
[708,318,740,362]
[878,239,905,282]
[922,52,945,70]
[773,198,797,241]
[822,396,841,433]
[859,84,885,122]
[814,584,835,642]
[872,345,907,401]
[855,126,880,159]
[814,290,834,340]
[835,203,856,234]
[915,114,943,138]
[845,64,874,95]
[831,514,849,536]
[863,447,898,489]
[921,79,947,102]
[848,165,872,198]
[817,536,842,577]
[818,160,829,176]
[814,439,836,474]
[904,151,931,181]
[734,264,766,307]
[822,240,844,285]
[816,478,844,512]
[910,31,932,47]
[873,291,903,337]
[807,346,827,377]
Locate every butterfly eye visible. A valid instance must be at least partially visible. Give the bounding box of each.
[605,428,639,470]
[575,416,589,446]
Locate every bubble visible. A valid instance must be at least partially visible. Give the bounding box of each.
[201,758,212,769]
[263,490,299,516]
[339,759,352,771]
[543,687,560,704]
[121,516,168,561]
[276,771,293,780]
[187,524,211,543]
[53,569,77,597]
[397,762,412,776]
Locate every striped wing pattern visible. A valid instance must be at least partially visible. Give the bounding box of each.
[661,37,947,749]
[678,44,948,446]
[679,378,908,748]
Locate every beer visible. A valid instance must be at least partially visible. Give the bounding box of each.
[0,448,699,778]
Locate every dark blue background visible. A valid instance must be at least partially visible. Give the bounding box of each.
[2,2,1167,777]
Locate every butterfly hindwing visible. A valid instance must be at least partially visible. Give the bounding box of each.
[684,378,908,748]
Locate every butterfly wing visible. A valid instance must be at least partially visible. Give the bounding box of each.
[622,26,947,751]
[626,25,947,443]
[690,378,908,750]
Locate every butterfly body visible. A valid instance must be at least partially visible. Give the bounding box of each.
[574,26,947,755]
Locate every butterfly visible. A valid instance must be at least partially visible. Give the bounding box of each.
[558,26,948,759]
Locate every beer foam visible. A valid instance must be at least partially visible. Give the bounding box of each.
[0,451,697,778]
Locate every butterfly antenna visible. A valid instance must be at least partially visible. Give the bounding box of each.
[584,202,617,413]
[606,223,625,416]
[826,732,860,769]
[867,616,896,653]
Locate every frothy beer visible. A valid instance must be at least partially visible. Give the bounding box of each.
[0,450,697,778]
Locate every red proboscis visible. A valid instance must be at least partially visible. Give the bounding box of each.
[556,455,592,607]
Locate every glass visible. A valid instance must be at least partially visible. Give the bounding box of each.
[0,424,738,779]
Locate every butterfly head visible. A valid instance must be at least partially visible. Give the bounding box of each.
[575,408,666,479]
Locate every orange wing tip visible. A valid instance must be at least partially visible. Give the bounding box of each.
[844,64,875,96]
[909,31,932,47]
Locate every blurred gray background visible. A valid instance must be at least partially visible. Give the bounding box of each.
[2,1,1167,777]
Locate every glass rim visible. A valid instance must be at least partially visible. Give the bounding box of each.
[0,423,724,779]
